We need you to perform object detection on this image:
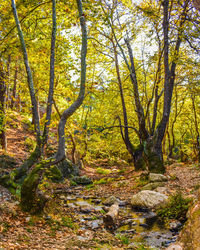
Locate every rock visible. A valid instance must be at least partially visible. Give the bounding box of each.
[149,173,168,182]
[76,236,88,241]
[103,196,119,206]
[169,220,182,232]
[141,211,157,219]
[75,200,91,207]
[142,182,165,190]
[72,176,93,185]
[165,244,183,250]
[155,186,168,194]
[131,190,168,209]
[80,206,93,213]
[178,189,200,249]
[25,216,31,222]
[86,220,102,229]
[91,198,101,204]
[139,223,149,228]
[57,159,79,178]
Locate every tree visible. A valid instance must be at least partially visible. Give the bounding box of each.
[93,0,196,173]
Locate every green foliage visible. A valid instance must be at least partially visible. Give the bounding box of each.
[96,167,111,175]
[46,216,77,234]
[45,165,63,182]
[156,193,192,221]
[24,137,36,152]
[70,179,78,186]
[115,233,130,245]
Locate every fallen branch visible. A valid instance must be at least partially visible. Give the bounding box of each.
[103,203,119,229]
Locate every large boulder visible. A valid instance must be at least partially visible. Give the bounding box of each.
[131,190,168,209]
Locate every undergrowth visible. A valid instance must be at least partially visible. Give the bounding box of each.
[156,192,192,222]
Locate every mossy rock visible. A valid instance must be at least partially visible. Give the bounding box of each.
[141,182,165,191]
[57,159,79,178]
[72,175,93,185]
[45,165,63,182]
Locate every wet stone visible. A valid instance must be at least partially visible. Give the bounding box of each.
[80,207,93,214]
[139,223,149,228]
[120,201,129,206]
[91,199,101,204]
[67,203,76,208]
[86,220,103,229]
[103,196,119,206]
[141,211,157,219]
[123,218,137,225]
[169,221,182,232]
[76,236,89,241]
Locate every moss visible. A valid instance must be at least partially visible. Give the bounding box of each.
[13,145,41,183]
[143,140,165,174]
[45,165,63,182]
[24,137,36,152]
[57,159,79,178]
[72,175,92,185]
[133,144,146,171]
[96,167,111,175]
[20,163,47,214]
[156,192,192,222]
[0,174,18,195]
[0,154,17,170]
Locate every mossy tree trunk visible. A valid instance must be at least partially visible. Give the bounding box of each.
[143,138,165,174]
[20,163,48,214]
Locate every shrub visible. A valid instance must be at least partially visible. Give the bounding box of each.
[156,192,192,221]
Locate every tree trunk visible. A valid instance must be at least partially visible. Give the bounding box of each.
[143,137,165,174]
[11,63,18,109]
[20,163,48,214]
[11,0,41,147]
[56,0,87,161]
[42,0,57,147]
[0,60,7,151]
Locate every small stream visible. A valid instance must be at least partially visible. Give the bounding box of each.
[60,194,180,249]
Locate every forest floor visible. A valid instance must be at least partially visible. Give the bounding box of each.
[0,115,200,249]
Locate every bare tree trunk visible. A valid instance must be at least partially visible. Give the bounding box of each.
[191,95,200,163]
[11,0,41,147]
[6,55,11,109]
[0,60,7,151]
[55,0,87,161]
[11,63,18,109]
[42,0,56,147]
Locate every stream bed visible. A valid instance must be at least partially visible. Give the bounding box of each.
[59,193,181,249]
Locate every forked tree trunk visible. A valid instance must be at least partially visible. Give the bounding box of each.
[20,0,87,214]
[56,0,87,161]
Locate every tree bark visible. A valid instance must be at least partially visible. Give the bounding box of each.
[11,0,41,146]
[0,60,7,151]
[42,0,56,147]
[11,63,18,109]
[55,0,87,161]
